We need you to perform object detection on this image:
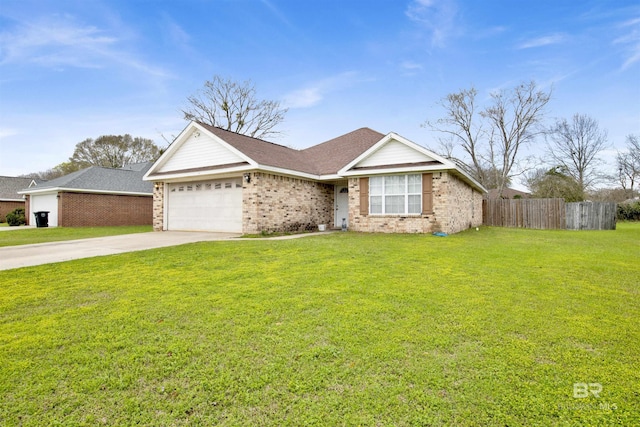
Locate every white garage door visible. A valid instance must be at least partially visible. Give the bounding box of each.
[30,193,59,227]
[167,178,243,232]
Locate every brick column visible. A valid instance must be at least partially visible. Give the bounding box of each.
[152,182,164,231]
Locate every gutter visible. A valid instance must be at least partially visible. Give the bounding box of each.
[17,188,152,197]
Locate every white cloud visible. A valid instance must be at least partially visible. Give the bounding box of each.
[399,60,424,76]
[613,16,640,70]
[164,17,191,47]
[260,0,295,30]
[283,72,361,109]
[620,17,640,27]
[0,14,170,77]
[0,15,114,67]
[401,60,423,71]
[0,127,18,139]
[405,0,459,47]
[517,33,567,49]
[284,87,323,109]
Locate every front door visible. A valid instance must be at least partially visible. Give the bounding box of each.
[334,185,349,229]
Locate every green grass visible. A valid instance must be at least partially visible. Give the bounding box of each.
[0,225,152,247]
[1,224,638,426]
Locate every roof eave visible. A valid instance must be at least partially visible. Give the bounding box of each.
[317,174,343,181]
[341,164,454,177]
[146,163,321,182]
[257,165,320,181]
[145,164,255,181]
[19,187,152,196]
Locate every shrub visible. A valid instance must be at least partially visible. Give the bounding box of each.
[617,201,640,221]
[6,208,26,226]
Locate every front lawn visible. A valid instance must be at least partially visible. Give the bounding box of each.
[0,224,638,425]
[0,225,152,247]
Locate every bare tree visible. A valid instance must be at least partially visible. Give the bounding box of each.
[545,114,609,192]
[424,87,484,179]
[617,134,640,194]
[482,81,551,196]
[182,75,288,140]
[70,135,162,169]
[424,81,551,196]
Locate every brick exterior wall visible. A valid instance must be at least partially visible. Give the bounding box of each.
[0,200,25,223]
[349,171,483,234]
[443,172,484,234]
[243,172,334,233]
[151,171,482,235]
[58,192,152,227]
[25,196,31,225]
[152,183,164,231]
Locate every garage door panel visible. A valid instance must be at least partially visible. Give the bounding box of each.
[167,179,242,232]
[30,193,59,227]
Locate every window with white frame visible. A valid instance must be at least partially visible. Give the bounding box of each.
[369,174,422,214]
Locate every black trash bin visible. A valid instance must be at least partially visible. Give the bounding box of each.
[34,211,50,228]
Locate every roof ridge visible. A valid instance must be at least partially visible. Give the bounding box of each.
[196,122,298,151]
[301,127,384,152]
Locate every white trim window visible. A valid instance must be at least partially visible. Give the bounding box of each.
[369,174,421,214]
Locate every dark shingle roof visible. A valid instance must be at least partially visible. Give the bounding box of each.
[300,128,385,175]
[198,123,384,175]
[22,162,153,194]
[0,176,39,200]
[201,124,316,174]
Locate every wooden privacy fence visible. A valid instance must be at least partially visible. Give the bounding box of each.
[483,199,616,230]
[566,202,617,230]
[483,198,565,229]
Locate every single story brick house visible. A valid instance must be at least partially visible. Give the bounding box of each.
[19,163,153,227]
[144,122,486,234]
[0,176,39,222]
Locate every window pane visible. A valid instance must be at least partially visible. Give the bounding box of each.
[370,177,383,195]
[385,175,405,194]
[408,174,422,194]
[408,195,421,214]
[385,195,405,214]
[370,196,382,214]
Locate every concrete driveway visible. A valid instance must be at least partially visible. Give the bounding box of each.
[0,231,241,271]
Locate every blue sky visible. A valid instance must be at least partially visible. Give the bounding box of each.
[1,0,639,188]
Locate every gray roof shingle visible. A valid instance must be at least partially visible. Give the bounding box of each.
[0,176,39,200]
[300,127,385,175]
[22,162,153,194]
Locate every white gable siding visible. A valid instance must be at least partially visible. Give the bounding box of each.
[158,132,245,173]
[356,140,434,168]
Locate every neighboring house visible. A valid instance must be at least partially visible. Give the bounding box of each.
[144,122,486,234]
[19,163,153,227]
[0,176,39,222]
[485,188,531,200]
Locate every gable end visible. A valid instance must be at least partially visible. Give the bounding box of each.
[157,130,245,173]
[354,139,437,169]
